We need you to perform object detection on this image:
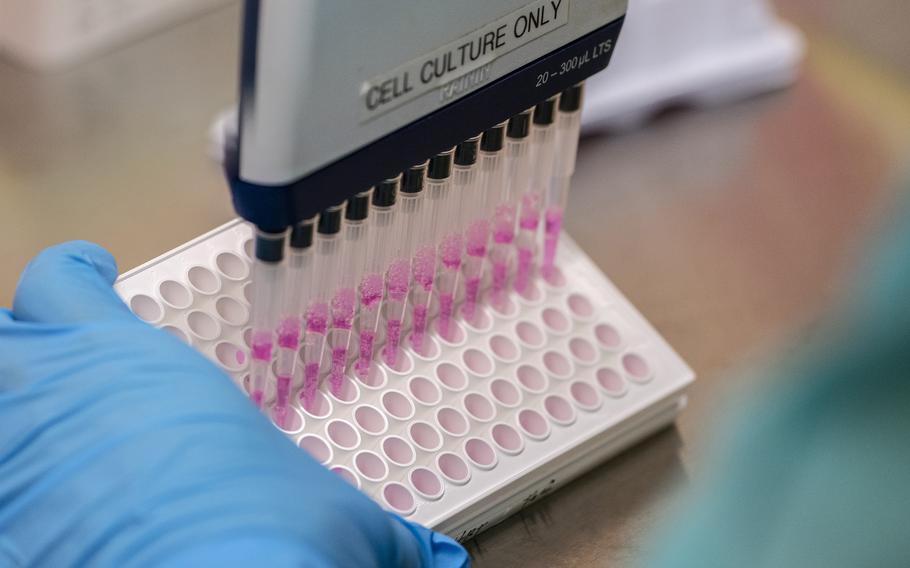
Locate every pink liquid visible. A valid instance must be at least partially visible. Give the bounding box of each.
[331,287,356,330]
[463,276,482,321]
[386,258,410,301]
[275,374,292,427]
[520,192,541,230]
[465,219,489,257]
[515,246,534,293]
[277,316,301,349]
[412,245,436,292]
[302,362,320,408]
[440,233,463,270]
[250,389,264,408]
[438,292,455,340]
[410,304,429,352]
[492,260,508,296]
[492,204,515,244]
[251,342,272,362]
[329,346,347,395]
[384,318,403,365]
[543,206,563,275]
[359,272,383,309]
[355,329,376,377]
[306,302,329,334]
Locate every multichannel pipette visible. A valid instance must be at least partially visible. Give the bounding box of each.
[328,192,370,394]
[356,177,398,377]
[383,164,425,367]
[437,136,478,341]
[462,123,506,324]
[410,150,453,354]
[489,110,533,312]
[301,205,343,408]
[515,97,557,296]
[542,84,584,281]
[273,217,315,426]
[248,229,285,409]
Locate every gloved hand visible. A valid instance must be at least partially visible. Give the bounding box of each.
[0,241,469,568]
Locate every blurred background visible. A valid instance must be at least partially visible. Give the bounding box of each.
[1,1,908,566]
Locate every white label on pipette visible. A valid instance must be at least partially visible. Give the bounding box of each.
[360,0,570,121]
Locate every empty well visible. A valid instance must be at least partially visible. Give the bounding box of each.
[595,323,623,351]
[516,365,548,394]
[543,351,573,379]
[435,362,468,392]
[300,390,333,419]
[435,319,466,346]
[463,392,496,422]
[541,307,570,334]
[214,341,246,372]
[215,251,249,281]
[241,237,254,260]
[299,434,333,464]
[463,438,497,470]
[242,282,253,304]
[542,265,566,289]
[462,307,492,333]
[514,320,545,349]
[408,421,443,452]
[569,337,598,366]
[437,452,470,485]
[596,367,628,397]
[518,409,550,440]
[331,465,360,489]
[409,333,441,361]
[354,405,388,436]
[567,293,595,319]
[491,423,524,455]
[462,348,494,378]
[381,436,416,467]
[489,334,520,363]
[570,381,602,411]
[354,451,389,483]
[490,296,517,318]
[215,296,249,327]
[435,407,469,437]
[409,376,442,406]
[158,280,192,310]
[187,266,220,295]
[186,310,221,341]
[382,482,416,516]
[410,467,444,500]
[489,379,521,408]
[381,390,415,421]
[623,352,653,383]
[544,395,576,426]
[326,420,361,451]
[130,294,163,324]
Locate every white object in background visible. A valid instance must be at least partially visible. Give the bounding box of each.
[582,0,805,132]
[115,219,693,540]
[0,0,236,69]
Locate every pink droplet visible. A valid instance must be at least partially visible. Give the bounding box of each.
[331,287,356,330]
[277,316,301,349]
[386,258,411,301]
[412,245,436,292]
[359,273,383,309]
[439,233,463,270]
[306,302,329,334]
[465,219,489,257]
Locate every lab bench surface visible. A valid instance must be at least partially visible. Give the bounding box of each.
[1,2,908,566]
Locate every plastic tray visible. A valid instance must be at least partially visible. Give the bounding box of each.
[114,219,694,540]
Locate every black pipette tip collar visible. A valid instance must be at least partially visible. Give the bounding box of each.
[289,216,316,249]
[454,135,480,166]
[480,122,506,152]
[255,229,286,263]
[345,190,371,221]
[373,175,399,208]
[507,110,532,139]
[533,96,558,125]
[559,83,584,112]
[400,161,427,194]
[428,148,454,180]
[317,204,344,235]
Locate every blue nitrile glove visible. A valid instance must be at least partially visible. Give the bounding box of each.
[0,241,469,568]
[644,187,910,567]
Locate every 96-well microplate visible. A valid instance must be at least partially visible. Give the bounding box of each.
[114,219,693,540]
